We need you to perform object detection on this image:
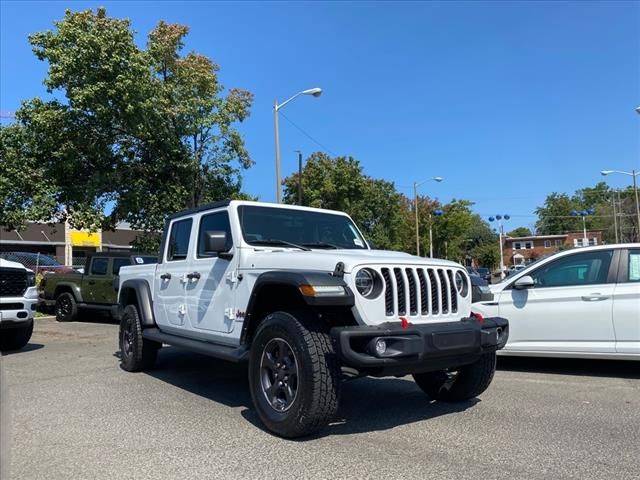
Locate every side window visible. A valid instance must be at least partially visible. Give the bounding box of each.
[90,257,109,275]
[198,211,233,257]
[112,258,130,275]
[529,251,613,288]
[628,250,640,283]
[167,218,193,261]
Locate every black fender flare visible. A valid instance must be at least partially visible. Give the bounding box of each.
[117,279,156,327]
[240,270,354,345]
[53,282,83,303]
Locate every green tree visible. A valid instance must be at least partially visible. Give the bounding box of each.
[0,8,253,246]
[472,243,500,269]
[507,227,532,237]
[535,193,579,234]
[282,152,407,250]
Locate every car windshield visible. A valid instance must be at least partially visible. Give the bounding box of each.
[238,205,368,250]
[12,253,62,266]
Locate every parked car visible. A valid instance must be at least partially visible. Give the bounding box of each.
[476,267,491,282]
[115,200,509,438]
[0,252,75,275]
[40,252,157,321]
[0,257,37,351]
[473,244,640,360]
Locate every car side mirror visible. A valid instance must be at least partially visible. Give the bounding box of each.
[204,230,232,258]
[514,275,534,290]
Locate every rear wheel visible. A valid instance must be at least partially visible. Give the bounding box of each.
[248,311,341,438]
[413,352,497,402]
[119,304,160,372]
[55,292,78,322]
[0,321,33,352]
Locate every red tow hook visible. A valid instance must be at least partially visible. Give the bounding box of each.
[400,316,411,329]
[471,312,485,325]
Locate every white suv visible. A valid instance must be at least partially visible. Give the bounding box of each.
[116,201,508,437]
[0,258,37,351]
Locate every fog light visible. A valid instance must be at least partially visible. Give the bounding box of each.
[375,339,387,356]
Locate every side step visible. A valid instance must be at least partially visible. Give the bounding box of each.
[142,328,248,362]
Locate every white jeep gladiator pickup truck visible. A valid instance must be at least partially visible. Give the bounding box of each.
[0,258,37,351]
[116,200,508,437]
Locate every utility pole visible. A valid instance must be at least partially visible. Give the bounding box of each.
[612,193,619,244]
[295,150,303,206]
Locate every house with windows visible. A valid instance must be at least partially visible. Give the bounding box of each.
[503,231,604,267]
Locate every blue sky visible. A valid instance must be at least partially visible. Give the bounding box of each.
[1,0,639,232]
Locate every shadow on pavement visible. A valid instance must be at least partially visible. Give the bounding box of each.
[145,346,479,438]
[497,356,640,380]
[0,343,45,356]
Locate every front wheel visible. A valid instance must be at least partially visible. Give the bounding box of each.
[55,292,78,322]
[248,311,341,438]
[0,321,33,352]
[119,304,160,372]
[413,352,497,402]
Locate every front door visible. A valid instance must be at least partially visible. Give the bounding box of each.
[497,249,616,353]
[154,218,194,328]
[85,257,112,304]
[185,209,237,335]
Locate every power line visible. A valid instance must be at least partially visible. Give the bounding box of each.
[278,110,337,156]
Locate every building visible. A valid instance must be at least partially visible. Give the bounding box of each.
[0,222,149,268]
[502,230,604,267]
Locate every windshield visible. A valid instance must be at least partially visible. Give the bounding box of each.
[238,205,368,250]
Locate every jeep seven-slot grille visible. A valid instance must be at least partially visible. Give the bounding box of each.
[380,267,458,318]
[0,268,28,297]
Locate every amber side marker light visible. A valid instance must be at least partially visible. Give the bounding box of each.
[299,285,346,297]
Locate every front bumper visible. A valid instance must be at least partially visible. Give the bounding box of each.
[0,291,37,323]
[331,316,508,376]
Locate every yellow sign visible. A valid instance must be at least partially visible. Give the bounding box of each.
[70,230,101,247]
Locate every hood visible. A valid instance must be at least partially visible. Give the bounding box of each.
[240,247,463,273]
[0,258,29,271]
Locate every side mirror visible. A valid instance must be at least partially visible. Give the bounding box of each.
[513,275,534,290]
[204,231,231,257]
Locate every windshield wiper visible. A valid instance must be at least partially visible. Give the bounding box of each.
[301,242,339,249]
[250,239,311,251]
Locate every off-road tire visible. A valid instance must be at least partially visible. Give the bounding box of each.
[248,311,341,438]
[119,304,160,372]
[55,292,78,322]
[0,321,33,352]
[413,352,497,402]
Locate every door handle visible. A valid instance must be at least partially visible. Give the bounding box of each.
[186,272,201,280]
[160,273,172,280]
[88,280,96,285]
[581,295,608,302]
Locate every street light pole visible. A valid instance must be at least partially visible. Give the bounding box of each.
[413,176,443,256]
[489,215,510,279]
[601,169,640,240]
[273,88,322,204]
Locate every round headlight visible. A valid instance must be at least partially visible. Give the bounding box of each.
[455,271,469,297]
[355,269,375,297]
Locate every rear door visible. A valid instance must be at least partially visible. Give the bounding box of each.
[85,257,111,304]
[497,249,616,353]
[612,248,640,354]
[154,218,193,329]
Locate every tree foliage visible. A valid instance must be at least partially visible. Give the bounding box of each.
[0,8,253,243]
[282,153,408,250]
[507,227,532,237]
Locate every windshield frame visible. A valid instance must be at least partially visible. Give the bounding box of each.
[237,205,370,250]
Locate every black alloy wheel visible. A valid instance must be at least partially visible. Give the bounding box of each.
[260,338,299,412]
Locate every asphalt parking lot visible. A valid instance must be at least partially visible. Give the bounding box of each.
[1,317,639,480]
